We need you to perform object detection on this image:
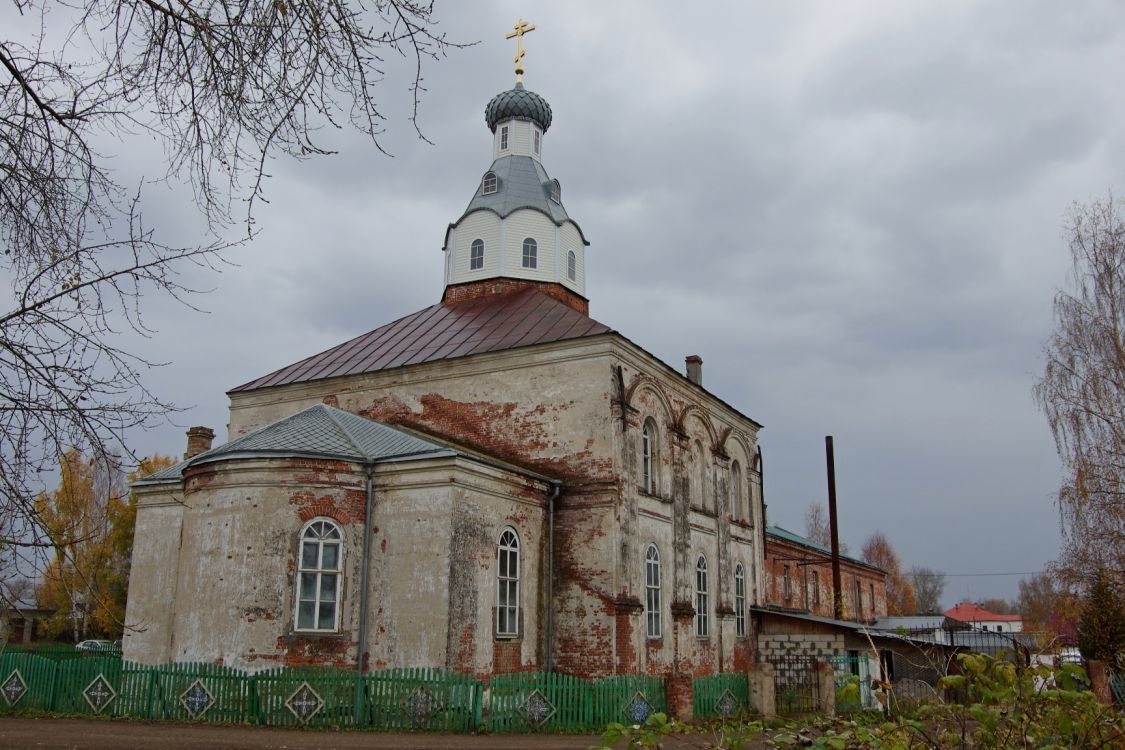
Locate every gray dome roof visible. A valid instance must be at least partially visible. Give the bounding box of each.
[485,83,552,133]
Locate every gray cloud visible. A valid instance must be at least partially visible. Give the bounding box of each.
[25,0,1122,606]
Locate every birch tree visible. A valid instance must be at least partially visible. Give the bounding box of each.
[1035,195,1125,587]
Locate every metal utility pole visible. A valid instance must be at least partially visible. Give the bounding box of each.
[826,436,844,620]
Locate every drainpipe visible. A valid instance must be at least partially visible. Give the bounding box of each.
[354,463,376,725]
[545,481,562,674]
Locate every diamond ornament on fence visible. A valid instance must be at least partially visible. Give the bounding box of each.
[622,690,653,723]
[401,685,442,726]
[1,670,28,706]
[285,681,324,724]
[83,674,117,714]
[179,679,215,720]
[517,688,556,727]
[713,688,740,716]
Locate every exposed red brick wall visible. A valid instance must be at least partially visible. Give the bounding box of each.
[664,671,694,721]
[613,597,642,675]
[442,278,589,315]
[356,393,612,485]
[763,534,888,621]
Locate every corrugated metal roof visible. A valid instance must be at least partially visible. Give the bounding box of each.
[766,525,886,572]
[231,288,612,393]
[134,405,454,485]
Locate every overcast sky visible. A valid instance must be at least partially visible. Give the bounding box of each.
[16,1,1125,607]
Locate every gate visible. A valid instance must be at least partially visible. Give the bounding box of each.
[768,655,820,715]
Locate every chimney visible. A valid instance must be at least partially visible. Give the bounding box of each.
[685,355,703,386]
[185,426,215,460]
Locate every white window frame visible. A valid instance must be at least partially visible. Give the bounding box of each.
[695,554,709,638]
[641,420,655,494]
[294,518,344,632]
[522,237,537,269]
[500,125,509,151]
[482,172,498,195]
[496,527,520,638]
[533,128,541,154]
[645,544,661,639]
[550,180,561,203]
[735,562,746,638]
[567,250,577,282]
[470,239,485,270]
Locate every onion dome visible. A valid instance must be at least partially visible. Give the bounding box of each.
[485,82,553,133]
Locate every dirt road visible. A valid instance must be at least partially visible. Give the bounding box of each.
[0,716,639,750]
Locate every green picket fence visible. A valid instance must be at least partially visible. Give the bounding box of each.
[486,671,591,732]
[0,651,750,732]
[367,667,481,731]
[591,674,667,726]
[1111,674,1125,706]
[693,673,750,718]
[0,643,112,661]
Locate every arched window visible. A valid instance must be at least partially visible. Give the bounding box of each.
[470,239,485,270]
[482,172,498,195]
[550,180,561,203]
[645,545,661,638]
[496,528,520,637]
[641,420,656,494]
[295,519,343,631]
[567,250,577,281]
[734,562,746,638]
[522,238,537,269]
[730,461,743,521]
[695,554,709,638]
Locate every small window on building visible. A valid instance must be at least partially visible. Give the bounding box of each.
[567,250,577,282]
[783,564,792,601]
[496,528,520,637]
[641,419,656,494]
[295,519,343,632]
[482,171,498,195]
[533,128,541,154]
[735,562,746,638]
[695,554,709,638]
[854,577,863,616]
[812,571,821,606]
[522,237,537,269]
[470,239,484,270]
[645,545,661,639]
[549,180,561,203]
[500,125,509,151]
[870,583,875,612]
[693,440,708,511]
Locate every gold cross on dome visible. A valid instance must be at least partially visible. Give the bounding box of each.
[505,19,536,83]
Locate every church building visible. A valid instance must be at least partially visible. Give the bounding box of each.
[124,44,767,680]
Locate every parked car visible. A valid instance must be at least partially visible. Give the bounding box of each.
[75,639,118,653]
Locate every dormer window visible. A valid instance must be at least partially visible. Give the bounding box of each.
[482,172,497,195]
[500,125,509,151]
[533,129,541,154]
[549,180,561,203]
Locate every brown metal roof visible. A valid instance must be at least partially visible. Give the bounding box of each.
[231,289,613,392]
